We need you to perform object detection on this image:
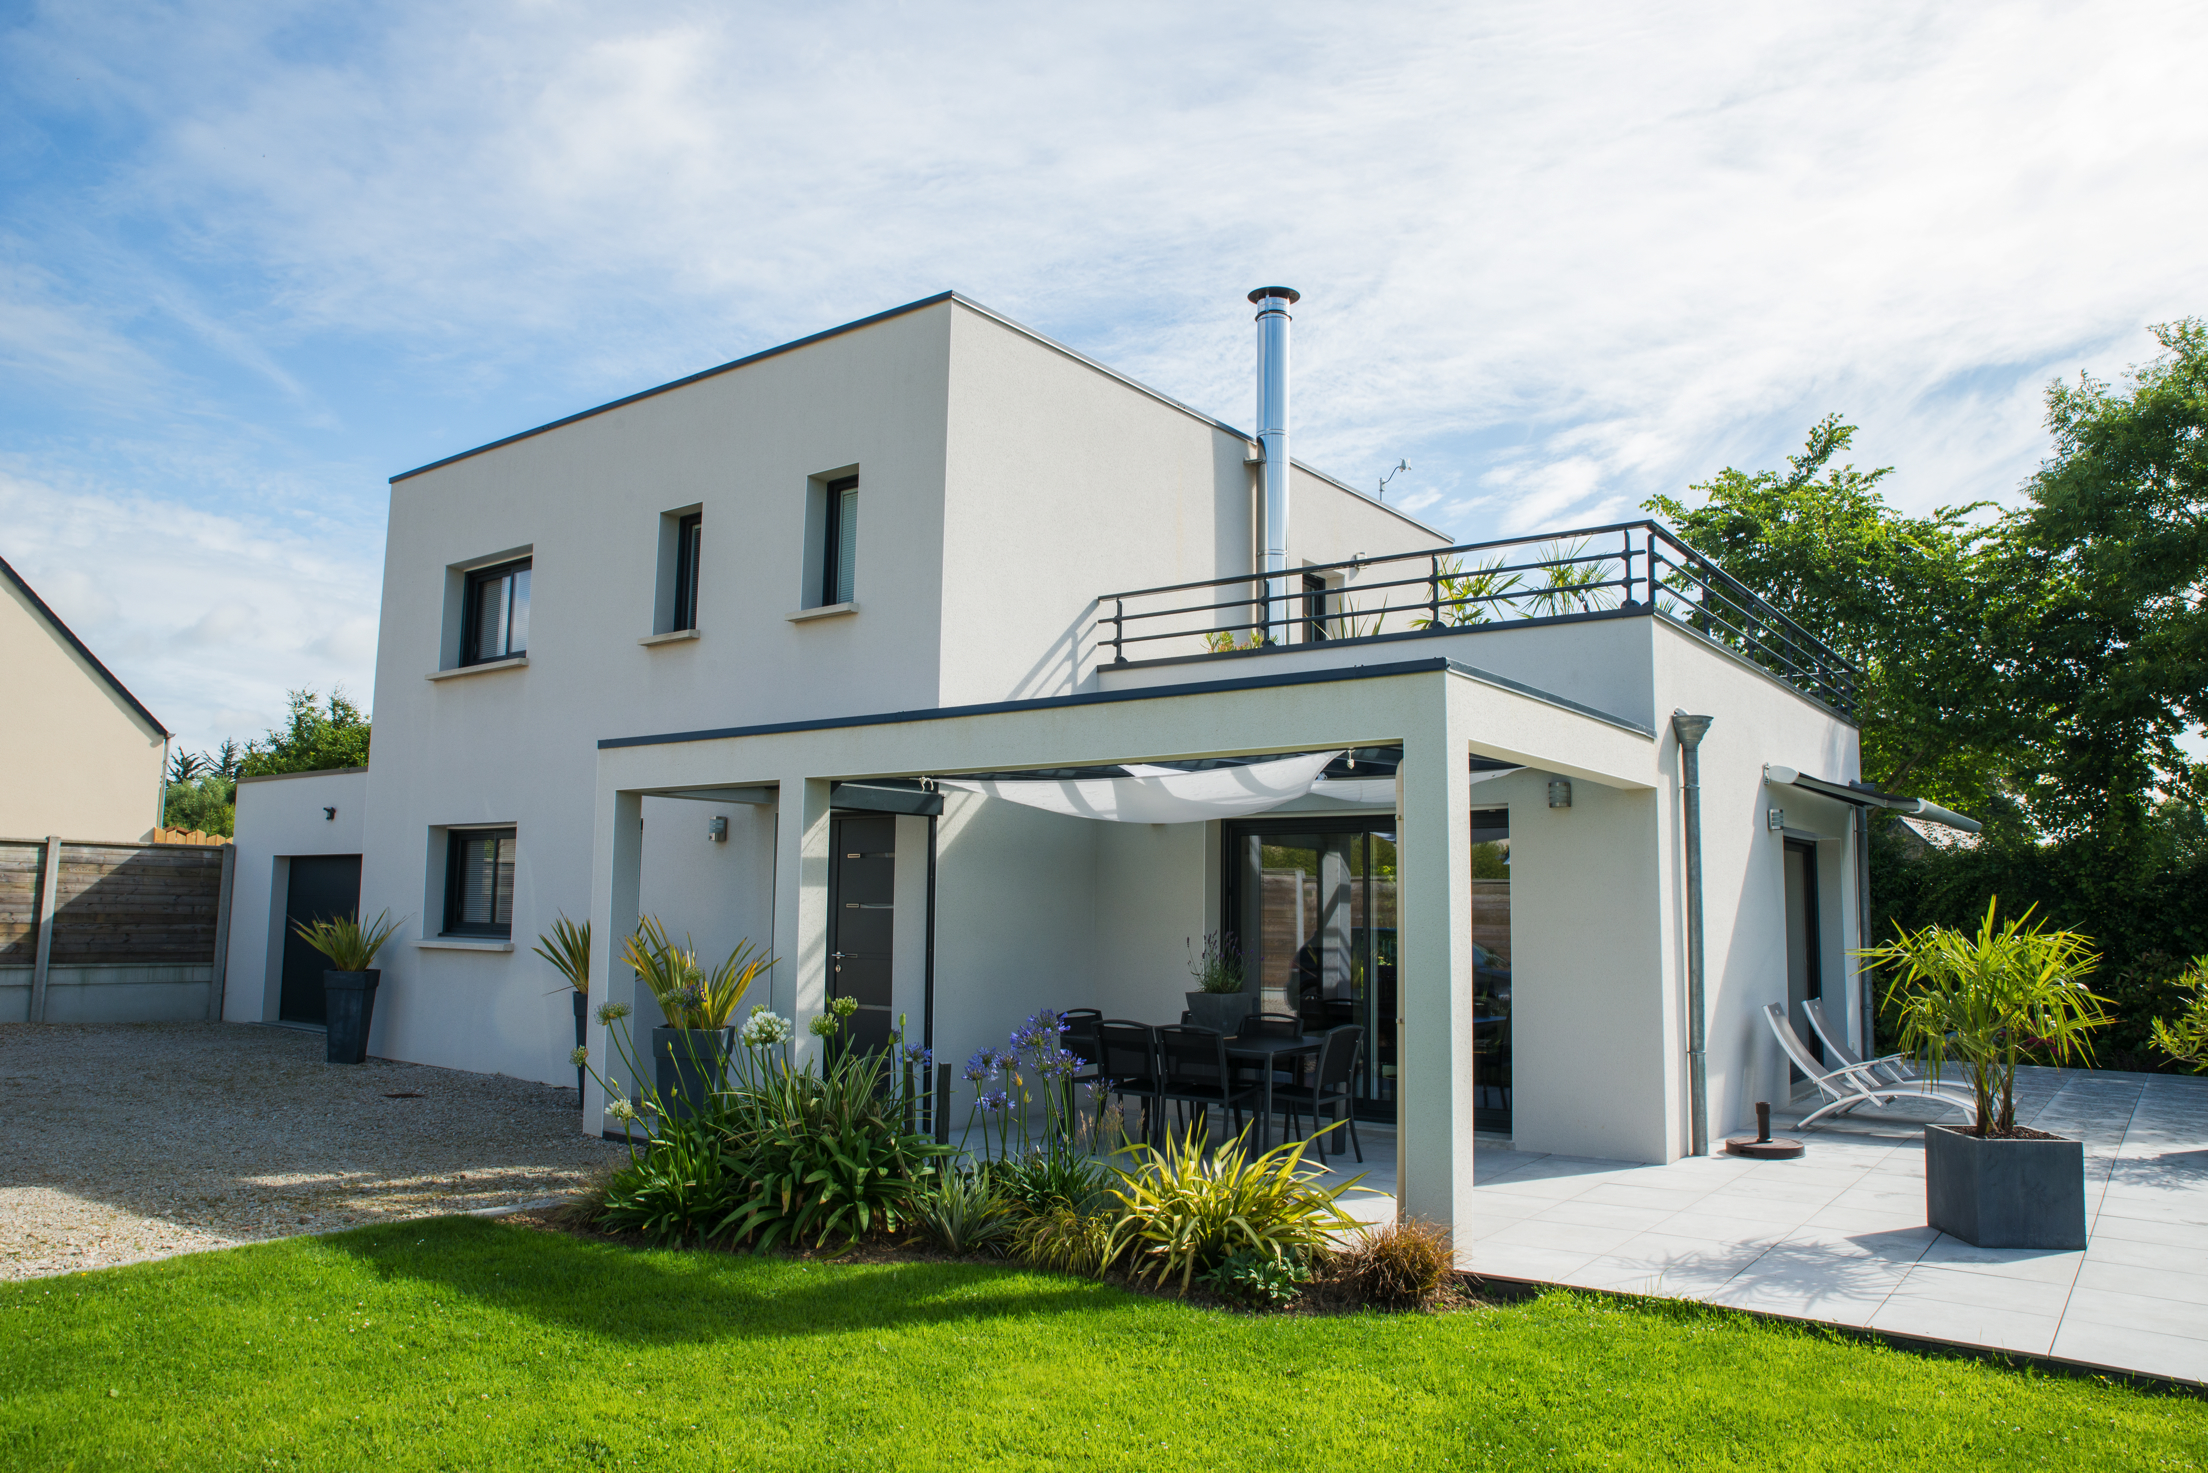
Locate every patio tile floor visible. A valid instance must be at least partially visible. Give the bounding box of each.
[1442,1067,2208,1386]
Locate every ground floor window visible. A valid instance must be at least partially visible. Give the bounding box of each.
[444,827,516,938]
[1223,808,1511,1132]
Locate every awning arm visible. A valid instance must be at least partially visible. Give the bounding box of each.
[1762,765,1982,834]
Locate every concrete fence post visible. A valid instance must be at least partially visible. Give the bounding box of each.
[28,835,62,1024]
[207,842,238,1021]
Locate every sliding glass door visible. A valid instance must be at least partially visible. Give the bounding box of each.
[1223,808,1512,1133]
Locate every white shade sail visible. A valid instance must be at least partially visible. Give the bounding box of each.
[937,750,1342,824]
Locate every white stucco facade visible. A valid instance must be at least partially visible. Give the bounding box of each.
[227,289,1878,1232]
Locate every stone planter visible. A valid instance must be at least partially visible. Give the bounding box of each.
[1184,991,1254,1034]
[323,970,380,1065]
[1925,1122,2086,1249]
[572,991,589,1103]
[653,1026,735,1120]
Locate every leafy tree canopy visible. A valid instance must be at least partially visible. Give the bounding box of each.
[238,689,371,777]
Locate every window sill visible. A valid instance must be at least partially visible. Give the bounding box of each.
[416,937,515,952]
[787,602,859,623]
[427,657,528,681]
[638,628,701,646]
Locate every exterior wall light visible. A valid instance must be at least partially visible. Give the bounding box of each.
[707,815,728,843]
[1547,779,1572,809]
[323,807,337,821]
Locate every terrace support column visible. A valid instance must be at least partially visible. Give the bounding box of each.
[1397,678,1477,1243]
[584,787,644,1135]
[772,776,834,1069]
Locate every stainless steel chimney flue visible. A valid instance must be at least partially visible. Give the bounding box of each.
[1248,286,1300,642]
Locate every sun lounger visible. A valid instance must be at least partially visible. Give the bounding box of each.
[1763,1002,1978,1129]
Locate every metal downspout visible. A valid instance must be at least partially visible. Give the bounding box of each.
[1855,803,1875,1059]
[1672,712,1714,1156]
[1248,287,1298,642]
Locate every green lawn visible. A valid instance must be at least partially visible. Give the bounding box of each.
[2,1217,2201,1471]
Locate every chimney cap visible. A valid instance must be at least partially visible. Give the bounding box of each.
[1247,286,1301,305]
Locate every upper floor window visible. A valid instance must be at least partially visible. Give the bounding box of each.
[671,513,702,631]
[1303,572,1332,643]
[821,476,857,606]
[463,559,530,664]
[444,827,516,938]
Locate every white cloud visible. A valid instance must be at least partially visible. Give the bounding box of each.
[0,0,2202,722]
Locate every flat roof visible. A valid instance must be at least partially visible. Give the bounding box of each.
[388,292,1451,544]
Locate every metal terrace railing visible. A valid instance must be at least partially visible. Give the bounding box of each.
[1095,520,1860,715]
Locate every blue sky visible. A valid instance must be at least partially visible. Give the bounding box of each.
[4,1,2205,755]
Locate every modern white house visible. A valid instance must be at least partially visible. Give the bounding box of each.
[224,287,1976,1231]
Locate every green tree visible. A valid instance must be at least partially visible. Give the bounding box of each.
[240,689,372,776]
[1646,415,2016,812]
[2001,319,2208,842]
[162,774,235,836]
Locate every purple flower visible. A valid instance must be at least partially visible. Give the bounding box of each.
[963,1047,1001,1084]
[977,1090,1011,1113]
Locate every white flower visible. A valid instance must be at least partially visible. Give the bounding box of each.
[739,1010,792,1048]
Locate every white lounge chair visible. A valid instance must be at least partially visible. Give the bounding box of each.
[1762,1003,1978,1129]
[1802,997,1944,1090]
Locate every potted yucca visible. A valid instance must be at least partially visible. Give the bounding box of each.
[533,914,591,1102]
[1862,899,2107,1249]
[623,917,775,1119]
[293,910,405,1065]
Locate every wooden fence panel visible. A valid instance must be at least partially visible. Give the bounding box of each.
[0,842,39,964]
[48,843,224,966]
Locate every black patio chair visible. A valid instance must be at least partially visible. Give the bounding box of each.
[1096,1020,1163,1145]
[1274,1024,1364,1162]
[1230,1010,1307,1091]
[1059,1009,1104,1083]
[1155,1024,1260,1148]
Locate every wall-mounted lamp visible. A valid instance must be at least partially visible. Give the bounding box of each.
[323,807,336,821]
[1547,779,1572,809]
[1767,807,1785,831]
[706,815,728,843]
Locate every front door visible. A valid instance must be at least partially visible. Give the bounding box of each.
[278,855,361,1024]
[828,815,895,1054]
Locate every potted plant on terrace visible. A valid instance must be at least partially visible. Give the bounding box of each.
[533,914,591,1102]
[624,917,775,1119]
[1862,898,2108,1249]
[1185,931,1252,1033]
[293,910,404,1065]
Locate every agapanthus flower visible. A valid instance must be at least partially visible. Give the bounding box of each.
[808,1012,840,1037]
[977,1090,1011,1113]
[595,1001,633,1025]
[570,1046,590,1068]
[963,1047,1001,1084]
[607,1098,640,1123]
[900,1043,933,1068]
[1032,1047,1083,1080]
[830,995,859,1020]
[739,1010,792,1048]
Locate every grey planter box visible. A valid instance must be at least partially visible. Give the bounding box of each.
[1925,1122,2086,1249]
[1184,991,1255,1033]
[652,1026,734,1120]
[322,970,379,1064]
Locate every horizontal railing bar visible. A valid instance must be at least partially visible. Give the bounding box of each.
[1118,561,1637,626]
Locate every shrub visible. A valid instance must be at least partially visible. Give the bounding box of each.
[592,1112,739,1246]
[909,1170,1015,1256]
[1013,1203,1115,1276]
[1200,1248,1311,1310]
[1337,1217,1456,1309]
[1103,1127,1362,1294]
[2151,955,2208,1071]
[985,1152,1110,1217]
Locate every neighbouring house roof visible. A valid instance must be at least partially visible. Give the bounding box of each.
[0,553,169,740]
[385,291,1450,543]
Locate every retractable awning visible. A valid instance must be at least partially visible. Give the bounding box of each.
[937,750,1340,823]
[1762,765,1981,834]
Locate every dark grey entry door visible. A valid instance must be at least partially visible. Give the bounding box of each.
[279,855,362,1024]
[828,816,895,1054]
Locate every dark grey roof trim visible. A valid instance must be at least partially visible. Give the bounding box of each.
[236,765,370,785]
[599,654,1647,751]
[387,292,1453,541]
[0,553,168,739]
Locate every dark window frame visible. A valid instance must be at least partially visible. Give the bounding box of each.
[1302,571,1331,642]
[820,476,858,606]
[461,558,531,666]
[671,513,702,631]
[442,827,517,938]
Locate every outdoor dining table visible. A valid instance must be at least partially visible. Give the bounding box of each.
[1221,1033,1326,1150]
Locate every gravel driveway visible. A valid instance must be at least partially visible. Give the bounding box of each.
[0,1022,621,1280]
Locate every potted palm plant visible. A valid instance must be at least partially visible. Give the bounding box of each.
[1185,931,1252,1033]
[533,914,591,1102]
[1862,899,2107,1249]
[624,917,775,1119]
[293,910,405,1065]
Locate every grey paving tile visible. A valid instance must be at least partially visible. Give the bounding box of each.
[2092,1194,2208,1230]
[1705,1265,1899,1325]
[1870,1294,2059,1355]
[1600,1229,1777,1274]
[1467,1241,1596,1284]
[1574,1181,1719,1213]
[2060,1285,2208,1342]
[2082,1233,2208,1273]
[1480,1216,1640,1257]
[1889,1264,2073,1316]
[1803,1203,1934,1235]
[1568,1254,1748,1299]
[2052,1320,2208,1382]
[1525,1197,1680,1234]
[1654,1208,1803,1242]
[1775,1222,1938,1263]
[2086,1214,2208,1250]
[1690,1191,1834,1226]
[2073,1259,2208,1307]
[1913,1238,2086,1285]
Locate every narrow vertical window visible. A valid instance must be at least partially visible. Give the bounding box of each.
[443,828,516,938]
[462,559,531,664]
[822,476,858,606]
[1302,572,1331,642]
[672,513,702,631]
